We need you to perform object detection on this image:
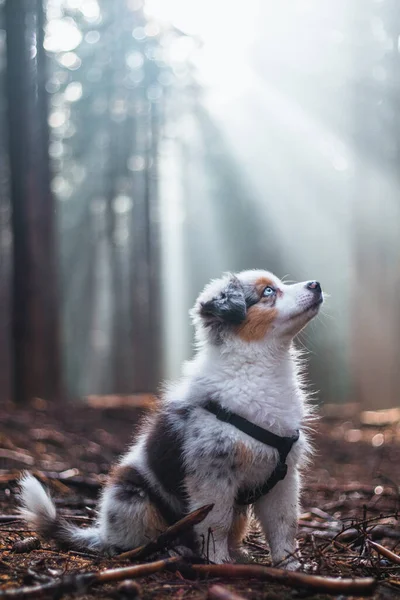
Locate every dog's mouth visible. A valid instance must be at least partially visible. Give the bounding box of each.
[288,297,323,321]
[306,296,323,312]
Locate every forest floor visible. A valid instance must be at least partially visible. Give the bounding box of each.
[1,399,400,600]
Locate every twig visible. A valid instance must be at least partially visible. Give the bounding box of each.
[0,470,102,490]
[43,472,102,490]
[0,515,21,523]
[305,482,395,496]
[0,574,96,598]
[332,513,400,544]
[298,520,339,531]
[0,529,31,533]
[312,524,400,544]
[86,394,156,410]
[0,514,93,524]
[117,504,214,561]
[54,498,97,508]
[368,540,400,566]
[0,557,179,599]
[97,556,179,582]
[309,507,340,522]
[208,584,247,600]
[0,472,20,484]
[0,450,34,466]
[64,515,94,523]
[188,564,377,596]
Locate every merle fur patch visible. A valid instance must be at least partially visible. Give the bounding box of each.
[200,277,247,325]
[146,412,188,506]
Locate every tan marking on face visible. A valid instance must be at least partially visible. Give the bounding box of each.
[236,305,278,341]
[254,276,276,296]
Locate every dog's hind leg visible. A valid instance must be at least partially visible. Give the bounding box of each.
[99,465,169,552]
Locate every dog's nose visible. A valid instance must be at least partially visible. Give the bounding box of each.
[306,281,321,294]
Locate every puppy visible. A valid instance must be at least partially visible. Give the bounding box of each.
[18,269,323,568]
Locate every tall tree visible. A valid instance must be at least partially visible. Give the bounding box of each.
[5,0,61,403]
[0,0,11,403]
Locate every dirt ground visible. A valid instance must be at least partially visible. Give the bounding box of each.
[1,399,400,599]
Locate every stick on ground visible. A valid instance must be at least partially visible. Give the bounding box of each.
[117,503,214,561]
[0,557,179,599]
[368,540,400,566]
[189,564,377,596]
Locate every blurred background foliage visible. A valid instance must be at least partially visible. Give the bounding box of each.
[0,0,399,409]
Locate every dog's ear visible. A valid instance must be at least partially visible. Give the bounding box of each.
[199,276,246,325]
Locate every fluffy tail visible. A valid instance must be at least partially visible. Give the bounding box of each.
[18,473,102,551]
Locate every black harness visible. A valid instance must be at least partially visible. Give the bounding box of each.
[203,400,300,505]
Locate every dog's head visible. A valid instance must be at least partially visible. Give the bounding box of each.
[191,270,323,346]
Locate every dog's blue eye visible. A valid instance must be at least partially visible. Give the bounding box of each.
[263,286,275,297]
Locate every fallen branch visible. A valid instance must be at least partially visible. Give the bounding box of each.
[0,515,21,523]
[208,584,247,600]
[117,504,214,561]
[0,472,21,484]
[0,450,34,466]
[368,540,400,566]
[298,520,339,531]
[97,557,179,583]
[86,394,156,410]
[0,574,96,599]
[309,507,340,522]
[44,472,102,490]
[188,564,377,596]
[330,513,400,545]
[0,470,102,491]
[0,514,93,524]
[305,482,396,496]
[0,557,179,599]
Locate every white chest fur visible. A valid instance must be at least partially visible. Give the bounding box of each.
[173,341,311,498]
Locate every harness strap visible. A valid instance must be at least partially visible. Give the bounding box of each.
[203,399,299,506]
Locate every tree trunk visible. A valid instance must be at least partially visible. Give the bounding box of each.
[5,0,62,403]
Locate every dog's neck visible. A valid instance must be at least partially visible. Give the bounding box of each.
[190,341,307,434]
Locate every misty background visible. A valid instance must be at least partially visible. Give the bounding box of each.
[0,0,398,410]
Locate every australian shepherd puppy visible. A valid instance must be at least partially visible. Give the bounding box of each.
[18,269,323,569]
